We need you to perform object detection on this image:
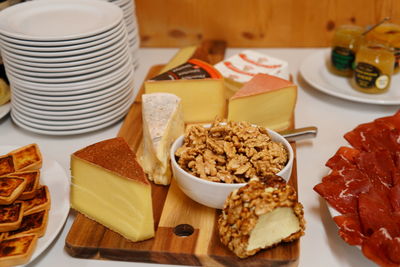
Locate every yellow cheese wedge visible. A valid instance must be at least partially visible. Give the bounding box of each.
[160,45,197,73]
[144,59,226,123]
[70,137,154,242]
[228,73,297,131]
[141,93,184,185]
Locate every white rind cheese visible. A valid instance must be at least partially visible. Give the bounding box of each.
[214,50,289,98]
[141,93,184,185]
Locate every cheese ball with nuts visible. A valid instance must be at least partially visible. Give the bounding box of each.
[218,176,305,258]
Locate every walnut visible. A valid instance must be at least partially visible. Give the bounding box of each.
[175,120,288,184]
[218,177,305,258]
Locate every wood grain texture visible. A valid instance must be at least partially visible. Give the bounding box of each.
[65,41,300,266]
[136,0,400,47]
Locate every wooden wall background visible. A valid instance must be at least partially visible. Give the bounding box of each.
[135,0,400,47]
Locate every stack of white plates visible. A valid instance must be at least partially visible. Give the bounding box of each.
[106,0,140,68]
[0,0,135,135]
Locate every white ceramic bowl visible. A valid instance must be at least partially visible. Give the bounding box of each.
[170,128,294,209]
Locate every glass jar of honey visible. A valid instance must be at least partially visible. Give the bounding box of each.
[330,25,364,77]
[352,41,395,94]
[366,23,400,73]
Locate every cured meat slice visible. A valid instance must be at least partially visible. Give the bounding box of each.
[362,228,400,267]
[325,146,360,170]
[390,183,400,212]
[355,150,395,188]
[333,213,365,246]
[344,122,376,150]
[314,168,371,214]
[375,110,400,130]
[358,187,399,237]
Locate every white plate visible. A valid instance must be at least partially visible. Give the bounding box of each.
[1,44,128,71]
[5,56,129,83]
[1,34,128,63]
[0,22,125,52]
[0,102,11,119]
[12,70,133,100]
[0,29,126,58]
[8,59,133,90]
[13,68,134,96]
[0,0,122,41]
[11,90,133,129]
[11,98,132,135]
[3,50,128,78]
[300,49,400,105]
[11,82,132,111]
[0,145,70,265]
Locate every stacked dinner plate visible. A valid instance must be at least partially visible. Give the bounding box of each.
[0,0,135,135]
[106,0,140,68]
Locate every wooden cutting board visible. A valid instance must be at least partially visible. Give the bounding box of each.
[65,41,300,267]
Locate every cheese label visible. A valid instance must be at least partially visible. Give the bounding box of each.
[214,50,289,83]
[150,59,222,81]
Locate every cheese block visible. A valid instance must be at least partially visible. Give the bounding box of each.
[144,59,226,123]
[214,50,289,98]
[70,137,154,242]
[228,73,297,131]
[159,45,197,73]
[218,177,305,258]
[141,93,184,185]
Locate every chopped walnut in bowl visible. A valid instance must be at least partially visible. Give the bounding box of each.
[170,120,294,209]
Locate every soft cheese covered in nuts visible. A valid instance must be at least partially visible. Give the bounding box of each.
[175,120,288,183]
[218,177,305,258]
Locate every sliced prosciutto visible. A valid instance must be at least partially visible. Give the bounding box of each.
[333,213,365,246]
[314,110,400,267]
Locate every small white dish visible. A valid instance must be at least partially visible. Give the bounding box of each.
[300,49,400,105]
[170,128,294,209]
[0,145,70,265]
[0,0,123,41]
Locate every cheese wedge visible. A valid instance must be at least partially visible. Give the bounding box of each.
[159,45,197,73]
[214,50,289,99]
[141,93,184,185]
[228,73,297,131]
[70,137,154,242]
[144,59,226,123]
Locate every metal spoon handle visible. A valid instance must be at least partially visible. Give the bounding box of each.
[279,126,318,142]
[362,17,390,36]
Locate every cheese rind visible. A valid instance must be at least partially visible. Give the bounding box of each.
[159,45,197,73]
[144,59,226,123]
[70,137,154,242]
[214,50,289,98]
[228,73,297,131]
[141,93,184,185]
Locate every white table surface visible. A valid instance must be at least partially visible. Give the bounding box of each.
[1,47,393,267]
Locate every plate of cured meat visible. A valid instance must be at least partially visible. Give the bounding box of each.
[314,111,400,267]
